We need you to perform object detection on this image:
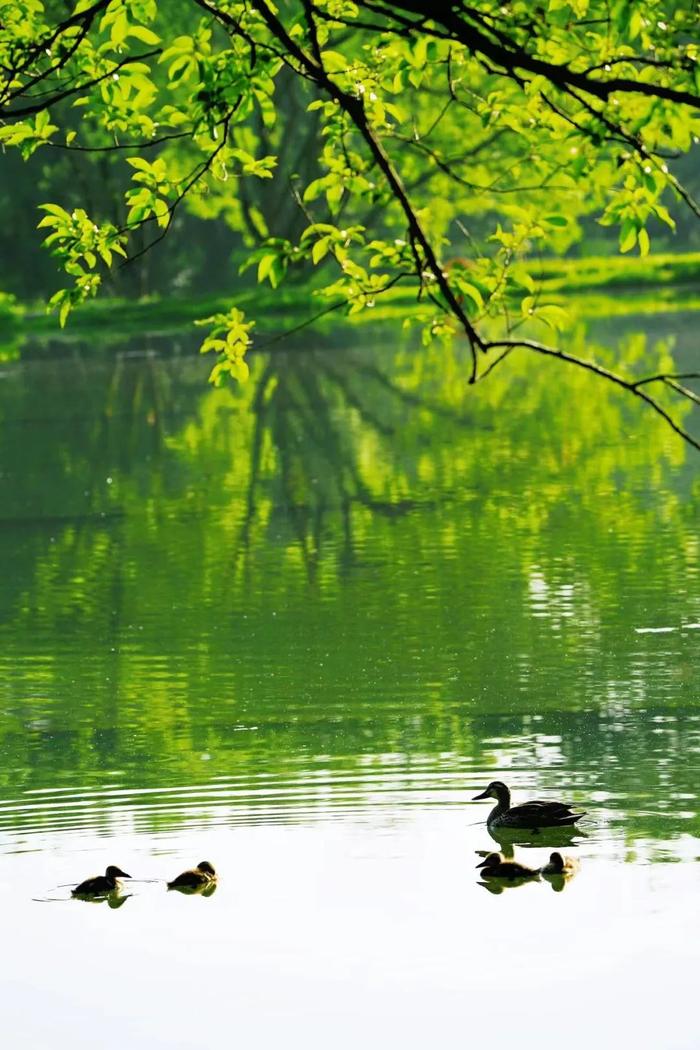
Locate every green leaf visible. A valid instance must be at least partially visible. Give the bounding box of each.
[457,282,484,311]
[128,25,161,45]
[126,157,154,173]
[653,204,675,231]
[543,214,568,227]
[312,237,330,264]
[153,197,170,228]
[257,253,276,283]
[535,304,569,331]
[268,256,286,289]
[320,50,347,73]
[39,203,71,220]
[619,219,637,253]
[110,10,129,47]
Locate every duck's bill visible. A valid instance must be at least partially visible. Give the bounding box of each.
[117,871,132,879]
[472,789,490,800]
[475,857,489,868]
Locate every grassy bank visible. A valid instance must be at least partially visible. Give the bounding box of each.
[4,251,700,344]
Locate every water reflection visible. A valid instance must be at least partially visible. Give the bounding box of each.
[167,881,217,898]
[474,846,582,895]
[3,319,700,1048]
[0,317,699,856]
[478,877,538,895]
[72,890,131,908]
[487,824,589,852]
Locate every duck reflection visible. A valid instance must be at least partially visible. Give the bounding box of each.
[488,821,587,852]
[72,889,131,908]
[478,877,534,895]
[475,849,580,894]
[167,880,217,898]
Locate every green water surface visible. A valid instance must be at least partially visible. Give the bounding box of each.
[1,312,699,1048]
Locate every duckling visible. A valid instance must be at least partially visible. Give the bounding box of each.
[167,860,217,890]
[473,780,585,829]
[540,851,579,876]
[72,865,131,896]
[476,852,540,880]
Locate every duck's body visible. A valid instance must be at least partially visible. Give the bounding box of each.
[72,865,131,896]
[473,781,585,829]
[167,860,216,890]
[540,851,579,876]
[477,852,540,880]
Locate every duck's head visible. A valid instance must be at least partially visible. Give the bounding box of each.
[476,852,503,870]
[547,852,565,872]
[472,780,509,802]
[105,865,131,879]
[197,861,216,876]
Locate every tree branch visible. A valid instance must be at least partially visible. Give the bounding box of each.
[483,338,700,451]
[251,0,484,381]
[3,50,161,119]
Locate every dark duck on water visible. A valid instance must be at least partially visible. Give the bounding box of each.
[72,865,132,896]
[472,781,585,830]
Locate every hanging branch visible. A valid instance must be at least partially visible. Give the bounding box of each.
[251,0,485,383]
[482,337,700,452]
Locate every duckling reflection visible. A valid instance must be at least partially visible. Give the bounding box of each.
[72,889,131,908]
[71,865,131,897]
[540,851,579,892]
[167,860,217,893]
[479,877,533,895]
[169,879,218,897]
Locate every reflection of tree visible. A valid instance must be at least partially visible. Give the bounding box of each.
[1,318,700,856]
[233,347,472,583]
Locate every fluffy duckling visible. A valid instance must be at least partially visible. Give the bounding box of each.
[72,865,131,896]
[473,781,585,829]
[167,860,217,890]
[540,851,579,876]
[476,852,539,880]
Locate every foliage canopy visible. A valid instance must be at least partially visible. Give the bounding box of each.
[2,1,700,441]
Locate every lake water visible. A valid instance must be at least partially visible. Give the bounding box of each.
[1,311,699,1048]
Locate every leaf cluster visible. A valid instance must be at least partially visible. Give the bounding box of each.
[1,0,700,443]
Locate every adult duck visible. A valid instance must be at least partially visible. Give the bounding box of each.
[476,852,539,880]
[72,865,131,896]
[167,860,217,891]
[473,781,585,829]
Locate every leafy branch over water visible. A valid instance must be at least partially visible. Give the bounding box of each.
[2,1,700,443]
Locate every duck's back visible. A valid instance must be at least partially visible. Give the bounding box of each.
[504,798,584,827]
[168,869,211,889]
[73,874,110,895]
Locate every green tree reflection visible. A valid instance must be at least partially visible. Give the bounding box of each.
[0,317,698,853]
